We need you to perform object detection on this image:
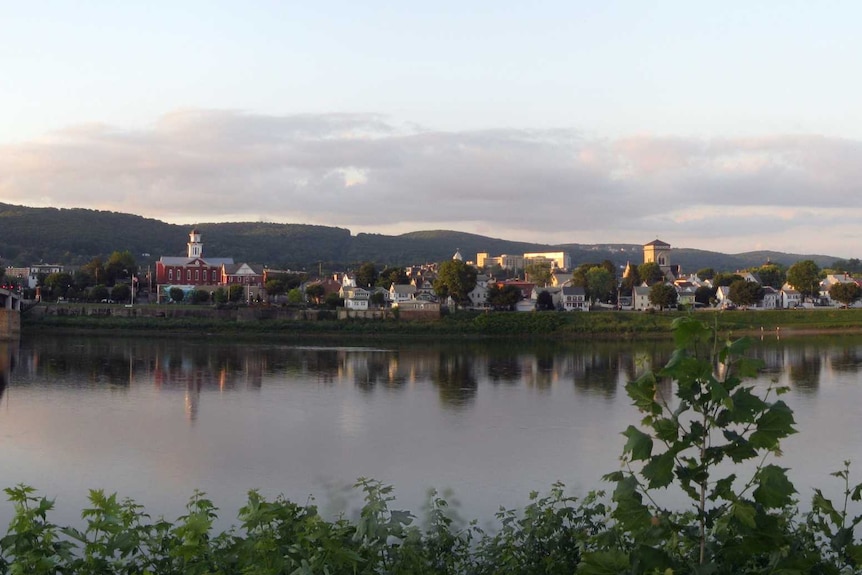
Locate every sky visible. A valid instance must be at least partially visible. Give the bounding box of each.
[2,1,862,257]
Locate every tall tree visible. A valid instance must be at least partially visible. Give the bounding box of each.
[829,282,862,307]
[376,266,408,288]
[753,264,786,289]
[355,262,378,288]
[433,260,478,306]
[728,279,764,308]
[648,283,678,310]
[525,261,552,287]
[696,267,716,280]
[786,260,822,300]
[638,262,665,286]
[585,266,614,303]
[713,273,744,287]
[487,284,522,310]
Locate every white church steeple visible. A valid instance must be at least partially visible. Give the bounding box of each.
[188,229,203,258]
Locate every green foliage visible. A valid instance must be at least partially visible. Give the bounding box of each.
[829,281,862,307]
[727,278,764,307]
[191,290,211,304]
[487,283,522,310]
[228,285,245,303]
[638,262,665,286]
[585,267,614,303]
[589,316,810,572]
[536,290,555,311]
[286,288,303,304]
[696,267,715,280]
[525,261,552,287]
[169,287,184,303]
[355,261,379,289]
[434,260,478,306]
[648,283,677,310]
[787,259,823,300]
[111,284,131,304]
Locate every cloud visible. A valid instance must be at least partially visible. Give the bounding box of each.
[2,110,862,255]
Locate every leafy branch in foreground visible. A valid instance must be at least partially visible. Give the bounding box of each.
[586,316,807,573]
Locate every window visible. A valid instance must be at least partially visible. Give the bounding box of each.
[187,270,191,281]
[168,269,173,281]
[195,270,199,281]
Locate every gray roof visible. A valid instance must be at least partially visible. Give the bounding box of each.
[159,256,234,266]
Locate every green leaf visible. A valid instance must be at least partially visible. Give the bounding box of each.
[653,418,679,442]
[753,464,796,509]
[577,549,631,574]
[626,373,660,415]
[622,426,653,461]
[750,401,797,450]
[731,501,757,528]
[642,451,675,489]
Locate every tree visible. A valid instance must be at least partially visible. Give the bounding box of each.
[44,272,74,298]
[753,264,786,289]
[169,287,184,303]
[694,285,715,307]
[265,279,287,298]
[324,292,343,309]
[487,284,522,310]
[305,284,325,305]
[355,262,378,289]
[648,283,677,310]
[287,288,304,304]
[192,289,211,304]
[525,261,552,287]
[786,260,822,300]
[89,285,109,303]
[112,284,131,303]
[376,267,408,288]
[370,291,386,307]
[433,260,477,306]
[713,272,744,287]
[104,250,137,287]
[829,281,862,307]
[81,257,105,286]
[585,267,614,304]
[728,279,764,308]
[228,285,245,303]
[536,290,555,311]
[696,267,715,280]
[213,287,228,304]
[638,262,665,285]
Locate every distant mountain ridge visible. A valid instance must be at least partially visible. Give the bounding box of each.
[0,202,840,273]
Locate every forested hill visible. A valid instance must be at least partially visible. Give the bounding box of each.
[0,202,840,272]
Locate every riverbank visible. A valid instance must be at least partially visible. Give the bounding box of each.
[20,303,862,339]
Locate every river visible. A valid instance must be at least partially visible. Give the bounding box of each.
[0,332,861,530]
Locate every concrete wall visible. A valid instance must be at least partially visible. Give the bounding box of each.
[0,309,21,340]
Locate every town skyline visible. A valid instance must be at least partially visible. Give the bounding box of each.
[2,3,862,257]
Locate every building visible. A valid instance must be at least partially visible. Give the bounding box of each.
[523,251,571,271]
[643,239,680,281]
[155,229,262,301]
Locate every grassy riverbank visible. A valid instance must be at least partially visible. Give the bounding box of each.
[21,304,862,339]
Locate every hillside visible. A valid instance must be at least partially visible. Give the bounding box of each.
[0,202,841,273]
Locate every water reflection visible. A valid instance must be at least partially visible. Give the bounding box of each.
[5,333,862,529]
[8,334,862,415]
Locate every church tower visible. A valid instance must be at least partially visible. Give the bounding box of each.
[188,229,203,259]
[643,239,671,268]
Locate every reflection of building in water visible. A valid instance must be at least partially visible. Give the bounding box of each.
[0,341,17,403]
[152,348,266,421]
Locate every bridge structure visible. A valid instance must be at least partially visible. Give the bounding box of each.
[0,288,22,340]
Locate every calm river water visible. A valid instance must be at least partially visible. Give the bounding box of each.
[1,332,862,529]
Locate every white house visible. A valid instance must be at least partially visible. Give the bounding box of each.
[342,286,369,310]
[468,274,491,309]
[632,285,652,311]
[560,286,589,312]
[780,286,802,309]
[389,284,416,306]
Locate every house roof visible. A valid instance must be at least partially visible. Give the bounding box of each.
[159,256,234,266]
[644,239,671,247]
[561,286,585,296]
